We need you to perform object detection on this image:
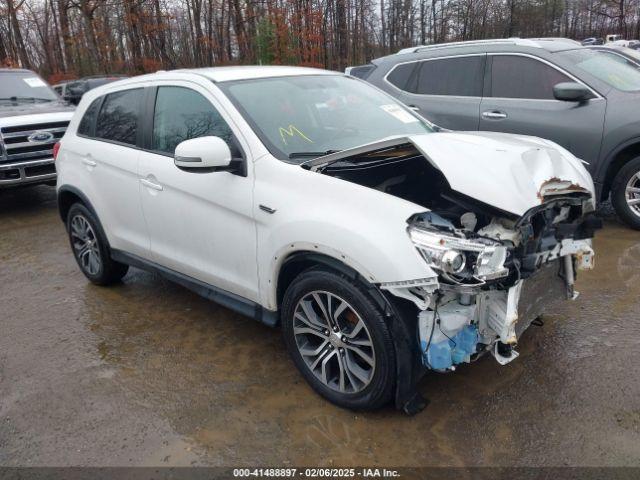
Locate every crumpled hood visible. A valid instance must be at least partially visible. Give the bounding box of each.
[308,132,595,217]
[409,131,595,216]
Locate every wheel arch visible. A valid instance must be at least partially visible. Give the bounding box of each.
[57,185,98,225]
[57,185,113,251]
[600,139,640,201]
[275,251,373,312]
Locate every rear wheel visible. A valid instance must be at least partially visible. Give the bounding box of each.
[66,203,129,285]
[281,268,396,410]
[612,157,640,230]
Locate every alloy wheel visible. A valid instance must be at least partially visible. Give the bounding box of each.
[626,171,640,218]
[70,214,101,276]
[293,291,376,394]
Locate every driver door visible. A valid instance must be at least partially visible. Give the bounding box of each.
[138,82,259,302]
[479,54,606,170]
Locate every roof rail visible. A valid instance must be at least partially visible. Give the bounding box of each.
[527,37,581,45]
[396,38,540,54]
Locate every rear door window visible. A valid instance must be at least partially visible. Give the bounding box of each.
[78,98,102,137]
[413,56,485,96]
[489,55,572,100]
[95,88,142,146]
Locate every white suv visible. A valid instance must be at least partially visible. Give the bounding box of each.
[55,66,600,413]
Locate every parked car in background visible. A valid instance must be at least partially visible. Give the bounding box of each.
[0,68,74,187]
[351,38,640,229]
[581,37,604,46]
[55,66,599,412]
[606,34,623,43]
[52,81,72,98]
[53,75,127,105]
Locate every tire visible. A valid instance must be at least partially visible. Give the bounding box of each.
[612,157,640,230]
[281,268,396,410]
[66,203,129,285]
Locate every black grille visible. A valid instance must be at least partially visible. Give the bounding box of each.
[0,121,69,134]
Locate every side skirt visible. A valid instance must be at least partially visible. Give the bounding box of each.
[111,250,278,327]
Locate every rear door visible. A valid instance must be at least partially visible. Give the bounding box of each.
[76,87,149,257]
[479,54,606,168]
[384,54,485,130]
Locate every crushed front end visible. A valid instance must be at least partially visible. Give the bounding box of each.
[381,192,601,371]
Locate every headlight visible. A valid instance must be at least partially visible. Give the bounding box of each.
[408,225,508,281]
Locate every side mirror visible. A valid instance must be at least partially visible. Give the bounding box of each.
[553,82,593,102]
[174,136,232,169]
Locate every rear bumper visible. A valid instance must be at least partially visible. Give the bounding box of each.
[0,158,56,187]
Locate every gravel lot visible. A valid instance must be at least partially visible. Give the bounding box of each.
[1,186,639,467]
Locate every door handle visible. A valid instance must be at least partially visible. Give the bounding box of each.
[482,110,508,120]
[140,178,163,191]
[82,158,97,167]
[407,105,420,111]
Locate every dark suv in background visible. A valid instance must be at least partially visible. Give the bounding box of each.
[353,38,640,229]
[53,75,127,105]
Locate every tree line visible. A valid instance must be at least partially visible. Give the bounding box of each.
[1,0,639,83]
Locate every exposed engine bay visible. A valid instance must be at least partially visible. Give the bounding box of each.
[313,142,602,371]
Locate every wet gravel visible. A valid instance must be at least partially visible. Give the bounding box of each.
[1,186,639,467]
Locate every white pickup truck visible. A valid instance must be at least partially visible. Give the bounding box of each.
[0,69,74,187]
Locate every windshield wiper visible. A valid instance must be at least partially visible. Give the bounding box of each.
[288,149,341,159]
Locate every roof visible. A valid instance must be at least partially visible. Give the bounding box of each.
[395,37,581,55]
[77,65,340,99]
[174,65,336,82]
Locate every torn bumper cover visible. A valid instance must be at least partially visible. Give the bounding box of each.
[381,196,600,373]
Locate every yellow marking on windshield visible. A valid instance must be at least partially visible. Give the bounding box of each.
[279,125,313,145]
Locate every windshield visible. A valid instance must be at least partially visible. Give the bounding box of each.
[609,47,640,64]
[0,71,59,103]
[559,49,640,91]
[221,75,433,161]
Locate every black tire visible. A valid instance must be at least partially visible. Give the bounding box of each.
[281,268,396,410]
[66,203,129,285]
[612,157,640,230]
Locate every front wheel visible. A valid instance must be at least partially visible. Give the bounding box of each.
[612,157,640,230]
[281,268,396,410]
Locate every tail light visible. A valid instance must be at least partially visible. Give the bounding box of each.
[53,142,61,161]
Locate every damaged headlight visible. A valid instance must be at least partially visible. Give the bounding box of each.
[408,225,509,281]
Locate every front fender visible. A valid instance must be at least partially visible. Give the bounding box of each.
[254,159,436,310]
[259,221,434,309]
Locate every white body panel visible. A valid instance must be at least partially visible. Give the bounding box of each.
[253,157,433,309]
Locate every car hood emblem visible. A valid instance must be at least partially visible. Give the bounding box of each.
[28,131,54,143]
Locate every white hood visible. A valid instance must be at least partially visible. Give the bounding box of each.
[309,132,595,216]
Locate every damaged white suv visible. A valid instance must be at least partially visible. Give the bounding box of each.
[56,66,601,413]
